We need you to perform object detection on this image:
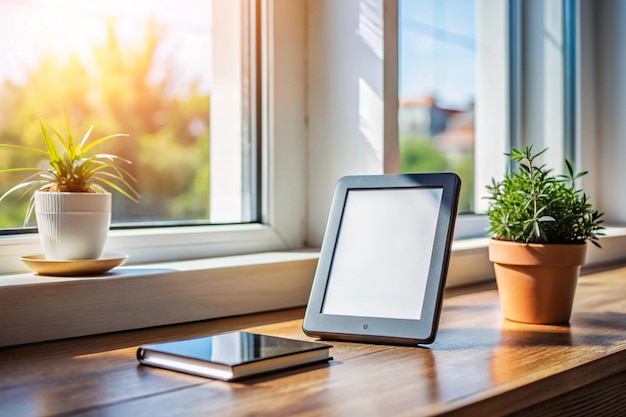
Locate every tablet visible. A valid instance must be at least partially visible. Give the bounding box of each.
[303,173,460,345]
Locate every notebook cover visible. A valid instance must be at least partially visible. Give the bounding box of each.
[137,331,331,367]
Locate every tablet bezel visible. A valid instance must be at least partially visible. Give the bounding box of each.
[302,173,461,345]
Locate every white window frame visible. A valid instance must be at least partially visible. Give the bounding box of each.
[0,0,311,347]
[2,0,626,348]
[0,0,306,276]
[473,0,626,266]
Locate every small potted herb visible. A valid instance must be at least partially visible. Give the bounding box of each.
[485,146,604,324]
[0,108,140,261]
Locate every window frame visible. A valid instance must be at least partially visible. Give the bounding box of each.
[1,1,622,272]
[0,0,307,276]
[2,0,626,348]
[0,0,618,261]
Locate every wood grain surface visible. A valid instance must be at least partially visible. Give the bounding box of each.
[1,266,625,417]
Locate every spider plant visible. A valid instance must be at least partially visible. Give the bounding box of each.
[0,109,140,225]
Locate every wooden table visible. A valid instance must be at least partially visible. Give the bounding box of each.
[1,266,625,416]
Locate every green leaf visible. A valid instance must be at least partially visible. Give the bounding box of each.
[538,215,555,222]
[82,133,129,154]
[532,147,549,159]
[0,143,49,159]
[486,145,603,245]
[565,159,574,178]
[1,107,141,224]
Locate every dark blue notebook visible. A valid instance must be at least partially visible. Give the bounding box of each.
[137,331,332,381]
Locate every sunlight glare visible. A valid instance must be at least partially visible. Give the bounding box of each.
[0,0,212,93]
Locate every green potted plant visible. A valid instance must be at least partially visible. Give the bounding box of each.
[485,146,604,324]
[0,108,140,261]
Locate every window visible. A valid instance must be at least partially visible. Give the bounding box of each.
[0,0,299,275]
[0,0,258,230]
[3,0,626,347]
[398,0,476,213]
[397,0,593,232]
[0,1,620,271]
[0,0,310,346]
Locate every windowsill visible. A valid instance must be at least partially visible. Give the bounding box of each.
[0,223,291,275]
[2,227,626,348]
[0,249,319,347]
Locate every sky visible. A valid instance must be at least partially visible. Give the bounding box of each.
[0,0,474,108]
[399,0,476,109]
[0,0,212,95]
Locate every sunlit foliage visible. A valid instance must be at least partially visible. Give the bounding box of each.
[0,21,210,228]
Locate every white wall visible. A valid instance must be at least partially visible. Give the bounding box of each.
[475,0,571,211]
[264,0,308,247]
[474,0,510,212]
[210,0,243,223]
[594,0,626,224]
[578,0,598,205]
[521,0,565,170]
[307,0,397,246]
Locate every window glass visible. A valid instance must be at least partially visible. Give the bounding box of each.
[0,0,254,230]
[398,0,475,213]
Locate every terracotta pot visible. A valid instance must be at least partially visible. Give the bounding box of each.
[488,239,587,324]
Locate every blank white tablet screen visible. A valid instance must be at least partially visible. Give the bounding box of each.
[321,187,443,320]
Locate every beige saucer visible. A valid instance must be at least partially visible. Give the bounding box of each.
[20,252,128,277]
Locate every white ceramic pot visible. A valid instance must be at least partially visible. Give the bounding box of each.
[34,191,112,260]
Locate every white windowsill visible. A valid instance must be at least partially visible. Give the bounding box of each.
[0,223,291,275]
[1,227,625,348]
[0,249,319,347]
